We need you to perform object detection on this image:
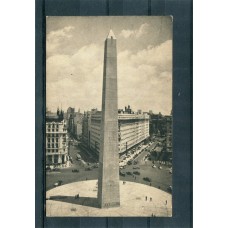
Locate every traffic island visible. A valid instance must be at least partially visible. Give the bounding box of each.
[46,180,172,217]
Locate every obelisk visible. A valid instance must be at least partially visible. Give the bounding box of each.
[98,30,120,208]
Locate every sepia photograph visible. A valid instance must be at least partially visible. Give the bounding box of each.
[45,16,173,217]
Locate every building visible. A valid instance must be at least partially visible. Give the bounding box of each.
[66,107,75,134]
[73,112,83,140]
[82,106,149,156]
[46,109,69,167]
[66,107,83,139]
[165,115,172,153]
[148,111,173,157]
[149,112,168,137]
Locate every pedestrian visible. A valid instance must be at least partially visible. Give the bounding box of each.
[166,200,167,205]
[150,197,152,202]
[145,196,147,201]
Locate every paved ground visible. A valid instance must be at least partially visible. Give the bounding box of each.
[46,144,172,193]
[46,180,172,217]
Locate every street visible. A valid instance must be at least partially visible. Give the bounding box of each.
[46,142,172,193]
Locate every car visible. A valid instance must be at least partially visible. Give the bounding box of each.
[53,168,60,172]
[85,167,92,171]
[127,161,132,165]
[126,171,132,175]
[143,177,152,182]
[158,166,162,169]
[152,165,156,168]
[119,171,125,177]
[92,164,99,168]
[72,169,79,173]
[169,170,172,174]
[133,161,138,165]
[133,171,140,175]
[46,166,51,171]
[54,180,63,187]
[167,186,172,193]
[133,166,140,169]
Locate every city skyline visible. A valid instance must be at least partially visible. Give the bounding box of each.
[46,16,172,115]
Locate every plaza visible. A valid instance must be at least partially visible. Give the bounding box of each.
[46,180,172,217]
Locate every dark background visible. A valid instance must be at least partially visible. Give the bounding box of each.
[36,0,192,227]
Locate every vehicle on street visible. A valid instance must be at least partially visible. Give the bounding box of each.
[133,166,140,169]
[143,177,152,182]
[127,161,132,165]
[53,168,60,172]
[158,166,162,169]
[169,170,172,174]
[126,171,132,175]
[72,169,79,173]
[167,185,172,193]
[133,171,140,175]
[85,167,92,171]
[92,163,99,168]
[133,160,138,165]
[152,165,156,168]
[54,180,63,187]
[119,171,125,177]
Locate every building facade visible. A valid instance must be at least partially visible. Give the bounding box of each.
[46,109,69,166]
[165,115,173,153]
[82,107,149,155]
[66,107,83,139]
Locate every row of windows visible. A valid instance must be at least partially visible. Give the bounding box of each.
[47,143,59,148]
[46,133,67,137]
[47,138,58,143]
[47,149,58,153]
[47,129,59,132]
[47,124,60,128]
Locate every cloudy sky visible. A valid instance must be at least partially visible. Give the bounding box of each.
[46,16,172,115]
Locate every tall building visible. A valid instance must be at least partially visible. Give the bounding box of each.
[149,112,166,136]
[98,30,120,208]
[165,115,172,153]
[46,109,69,166]
[66,107,83,139]
[82,109,149,155]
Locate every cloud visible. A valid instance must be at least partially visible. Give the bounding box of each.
[117,40,172,114]
[46,43,103,111]
[47,26,75,57]
[47,39,172,115]
[119,23,150,39]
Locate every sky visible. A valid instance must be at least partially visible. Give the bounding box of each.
[46,16,172,115]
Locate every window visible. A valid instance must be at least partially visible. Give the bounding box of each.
[52,138,54,142]
[52,143,54,148]
[48,138,50,143]
[56,143,58,148]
